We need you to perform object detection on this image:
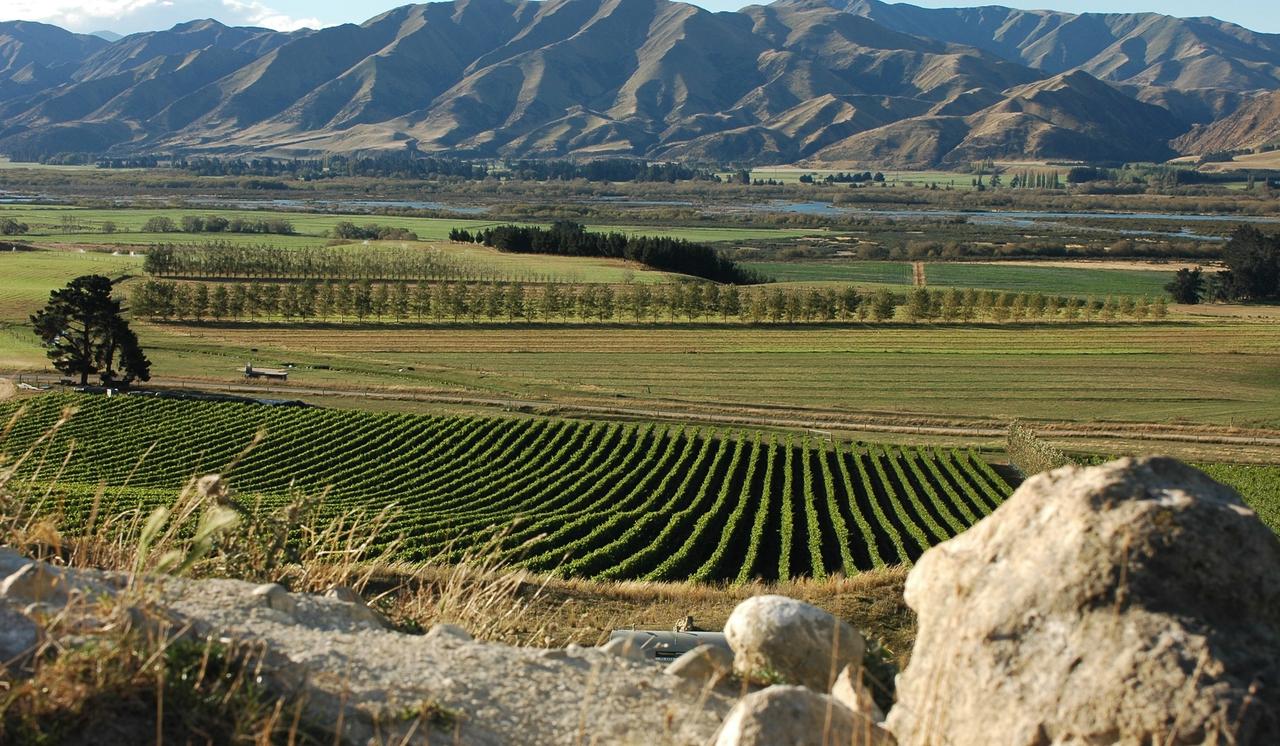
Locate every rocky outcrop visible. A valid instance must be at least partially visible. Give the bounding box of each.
[887,457,1280,745]
[725,594,865,692]
[1173,90,1280,155]
[0,548,736,745]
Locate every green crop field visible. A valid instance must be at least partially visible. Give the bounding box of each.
[741,261,912,286]
[923,263,1175,297]
[0,394,1014,581]
[743,260,1176,297]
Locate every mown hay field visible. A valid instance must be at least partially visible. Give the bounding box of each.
[129,322,1280,428]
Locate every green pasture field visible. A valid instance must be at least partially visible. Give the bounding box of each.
[0,205,823,245]
[0,249,143,320]
[0,249,144,367]
[430,243,673,283]
[0,158,103,172]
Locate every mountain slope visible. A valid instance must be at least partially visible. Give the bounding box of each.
[1173,91,1280,154]
[830,0,1280,92]
[0,22,109,102]
[811,70,1181,165]
[0,0,1270,164]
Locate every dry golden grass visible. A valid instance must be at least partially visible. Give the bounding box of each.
[369,557,912,664]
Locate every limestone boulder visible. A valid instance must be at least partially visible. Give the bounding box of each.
[725,595,865,692]
[666,644,735,689]
[887,457,1280,745]
[832,664,884,724]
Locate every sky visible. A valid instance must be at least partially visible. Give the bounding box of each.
[3,0,1278,36]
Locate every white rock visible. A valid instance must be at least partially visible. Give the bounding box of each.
[250,583,296,616]
[714,685,894,746]
[725,595,865,692]
[665,644,734,688]
[0,555,741,745]
[831,664,884,723]
[425,623,472,643]
[324,585,388,628]
[886,457,1280,746]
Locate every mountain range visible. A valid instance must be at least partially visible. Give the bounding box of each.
[1,0,1278,166]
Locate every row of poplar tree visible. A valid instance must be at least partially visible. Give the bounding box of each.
[130,279,1169,324]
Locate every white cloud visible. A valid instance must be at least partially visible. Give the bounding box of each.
[1,0,325,34]
[221,0,321,31]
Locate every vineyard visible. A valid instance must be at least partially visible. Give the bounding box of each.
[0,395,1013,581]
[1198,463,1280,533]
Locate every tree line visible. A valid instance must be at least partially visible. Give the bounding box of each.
[1219,226,1280,301]
[131,279,1167,325]
[330,222,419,241]
[452,221,766,285]
[1165,225,1280,304]
[798,172,885,184]
[0,218,29,236]
[122,155,715,183]
[140,215,296,235]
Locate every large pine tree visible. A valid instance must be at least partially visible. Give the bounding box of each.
[31,275,151,386]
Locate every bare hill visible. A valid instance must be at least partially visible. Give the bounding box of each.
[1173,90,1280,155]
[832,0,1280,92]
[810,71,1182,165]
[0,0,1274,164]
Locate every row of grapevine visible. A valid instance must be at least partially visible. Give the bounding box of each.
[1,394,1016,581]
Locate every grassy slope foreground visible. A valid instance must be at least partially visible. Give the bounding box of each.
[0,394,1013,582]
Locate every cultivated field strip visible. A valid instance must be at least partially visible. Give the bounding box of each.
[1,395,1012,581]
